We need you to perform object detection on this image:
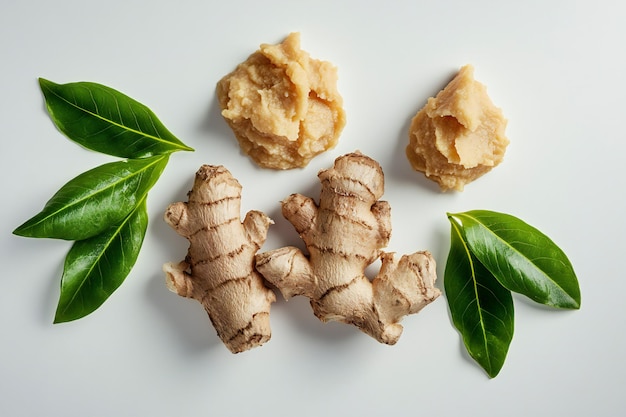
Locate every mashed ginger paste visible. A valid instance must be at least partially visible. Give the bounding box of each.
[406,65,509,191]
[217,32,346,169]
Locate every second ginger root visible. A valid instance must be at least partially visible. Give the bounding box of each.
[256,152,440,345]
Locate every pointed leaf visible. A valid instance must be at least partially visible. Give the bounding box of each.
[54,197,148,323]
[39,78,193,158]
[13,155,168,240]
[445,218,514,378]
[449,210,580,309]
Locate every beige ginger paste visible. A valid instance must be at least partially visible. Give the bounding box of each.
[406,65,509,191]
[217,32,346,169]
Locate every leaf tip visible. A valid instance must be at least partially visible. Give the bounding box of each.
[53,316,76,324]
[485,363,504,378]
[53,310,70,324]
[53,306,84,324]
[174,143,195,153]
[473,355,505,379]
[446,212,463,228]
[38,77,54,89]
[12,222,33,238]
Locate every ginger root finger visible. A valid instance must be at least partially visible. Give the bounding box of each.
[163,165,276,353]
[255,152,440,345]
[255,246,316,299]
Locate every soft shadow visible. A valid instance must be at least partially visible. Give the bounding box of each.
[145,271,222,355]
[264,204,303,250]
[262,178,322,251]
[275,295,363,347]
[387,106,441,194]
[195,88,241,154]
[387,69,458,193]
[146,170,222,355]
[150,171,195,257]
[39,256,65,324]
[431,223,451,294]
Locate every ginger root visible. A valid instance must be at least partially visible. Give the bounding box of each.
[255,152,440,345]
[163,165,276,353]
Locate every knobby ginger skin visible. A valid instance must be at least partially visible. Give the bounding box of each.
[406,65,509,191]
[256,152,440,345]
[163,165,276,353]
[217,32,346,169]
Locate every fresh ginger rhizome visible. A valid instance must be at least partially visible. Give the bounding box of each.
[163,152,440,352]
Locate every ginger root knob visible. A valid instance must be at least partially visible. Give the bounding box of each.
[255,152,440,345]
[163,165,276,353]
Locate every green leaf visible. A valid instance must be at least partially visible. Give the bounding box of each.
[39,78,194,158]
[54,196,148,323]
[445,219,515,378]
[448,210,580,309]
[13,155,168,240]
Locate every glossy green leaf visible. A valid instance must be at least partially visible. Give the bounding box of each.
[13,155,168,240]
[39,78,193,158]
[54,197,148,323]
[445,219,514,378]
[448,210,580,309]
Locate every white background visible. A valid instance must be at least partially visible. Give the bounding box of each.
[1,1,624,416]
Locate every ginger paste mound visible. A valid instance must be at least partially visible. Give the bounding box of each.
[217,32,346,169]
[406,65,509,191]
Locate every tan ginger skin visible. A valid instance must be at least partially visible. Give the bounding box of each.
[256,152,440,345]
[163,165,276,353]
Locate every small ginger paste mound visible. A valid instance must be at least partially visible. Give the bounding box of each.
[406,65,509,191]
[217,32,346,169]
